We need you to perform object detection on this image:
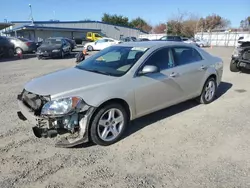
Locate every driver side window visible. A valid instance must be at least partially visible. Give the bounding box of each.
[143,48,175,71]
[97,51,121,62]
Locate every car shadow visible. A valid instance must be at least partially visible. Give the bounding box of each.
[121,81,232,141]
[0,54,37,63]
[75,81,232,148]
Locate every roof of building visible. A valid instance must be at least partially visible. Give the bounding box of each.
[10,20,148,33]
[0,22,13,30]
[5,25,101,33]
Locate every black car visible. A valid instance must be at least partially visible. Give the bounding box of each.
[230,41,250,72]
[36,37,71,59]
[0,36,14,58]
[64,38,76,51]
[158,35,183,42]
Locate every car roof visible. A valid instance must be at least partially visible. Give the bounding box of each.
[48,37,64,40]
[116,41,192,48]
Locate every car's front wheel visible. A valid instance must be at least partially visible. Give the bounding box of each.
[90,103,128,146]
[61,50,65,59]
[230,59,240,72]
[198,77,217,104]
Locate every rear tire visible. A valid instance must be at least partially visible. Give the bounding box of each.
[87,45,93,51]
[90,103,128,146]
[230,59,240,72]
[197,77,217,104]
[15,47,23,54]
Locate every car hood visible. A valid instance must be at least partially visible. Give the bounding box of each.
[38,44,61,51]
[24,67,117,98]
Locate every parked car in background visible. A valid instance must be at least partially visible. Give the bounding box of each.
[230,41,250,72]
[7,37,37,54]
[75,32,103,45]
[139,38,150,41]
[194,38,209,47]
[64,38,76,51]
[84,37,121,51]
[0,36,14,58]
[182,38,200,47]
[158,35,183,42]
[17,41,223,148]
[120,37,138,42]
[36,37,71,59]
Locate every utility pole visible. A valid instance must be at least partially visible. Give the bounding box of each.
[29,4,34,25]
[4,18,7,36]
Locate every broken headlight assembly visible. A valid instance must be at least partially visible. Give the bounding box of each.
[41,97,85,117]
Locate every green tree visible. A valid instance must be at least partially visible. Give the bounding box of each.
[130,17,152,32]
[101,13,130,27]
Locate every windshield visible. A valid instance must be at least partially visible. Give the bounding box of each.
[76,46,148,77]
[44,38,62,45]
[95,33,102,38]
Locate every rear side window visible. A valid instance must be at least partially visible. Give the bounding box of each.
[144,48,175,70]
[172,47,203,66]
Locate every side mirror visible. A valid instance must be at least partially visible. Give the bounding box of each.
[139,65,159,75]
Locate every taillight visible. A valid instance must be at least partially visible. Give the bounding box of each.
[26,42,31,46]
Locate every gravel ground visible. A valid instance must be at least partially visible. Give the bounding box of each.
[0,47,250,188]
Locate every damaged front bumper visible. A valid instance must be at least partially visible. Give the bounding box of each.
[17,92,96,148]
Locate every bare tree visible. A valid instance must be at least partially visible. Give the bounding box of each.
[153,23,166,34]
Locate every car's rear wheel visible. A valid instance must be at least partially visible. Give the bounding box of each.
[230,59,240,72]
[87,45,93,51]
[15,47,23,54]
[198,77,217,104]
[90,103,128,146]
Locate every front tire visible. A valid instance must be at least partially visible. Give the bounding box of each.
[230,59,240,72]
[90,103,128,146]
[61,50,65,59]
[198,77,217,104]
[7,48,14,57]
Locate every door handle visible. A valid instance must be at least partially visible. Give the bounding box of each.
[169,72,179,78]
[200,65,207,70]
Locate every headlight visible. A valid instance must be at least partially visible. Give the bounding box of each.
[41,97,84,116]
[52,49,60,52]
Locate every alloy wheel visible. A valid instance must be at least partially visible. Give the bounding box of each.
[204,80,215,101]
[97,108,124,142]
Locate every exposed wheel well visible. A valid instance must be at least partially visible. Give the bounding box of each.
[97,99,131,119]
[207,74,217,83]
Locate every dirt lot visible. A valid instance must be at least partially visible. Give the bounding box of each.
[0,47,250,188]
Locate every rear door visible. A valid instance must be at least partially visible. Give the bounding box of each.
[171,46,206,98]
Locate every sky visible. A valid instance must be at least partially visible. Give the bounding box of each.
[0,0,249,27]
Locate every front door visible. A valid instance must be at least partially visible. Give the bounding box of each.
[134,47,185,117]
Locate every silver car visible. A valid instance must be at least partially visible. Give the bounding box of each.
[17,41,223,147]
[7,37,37,54]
